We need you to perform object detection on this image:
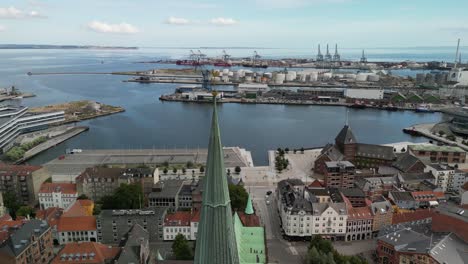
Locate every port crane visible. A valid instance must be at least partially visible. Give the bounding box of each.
[222,50,231,62]
[189,50,211,91]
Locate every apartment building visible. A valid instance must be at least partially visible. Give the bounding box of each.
[38,182,78,209]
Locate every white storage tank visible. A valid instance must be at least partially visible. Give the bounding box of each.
[228,71,234,77]
[356,73,368,82]
[275,73,285,84]
[286,73,295,82]
[345,74,356,79]
[368,74,380,82]
[309,72,318,82]
[345,89,384,100]
[222,76,229,83]
[222,69,229,75]
[263,72,273,79]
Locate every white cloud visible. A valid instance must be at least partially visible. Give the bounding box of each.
[164,16,191,25]
[255,0,350,8]
[0,6,46,19]
[87,21,140,34]
[0,25,5,31]
[210,17,238,26]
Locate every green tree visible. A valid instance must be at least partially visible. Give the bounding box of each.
[77,194,89,200]
[186,161,194,168]
[234,166,241,174]
[199,166,205,173]
[173,167,178,174]
[163,168,168,174]
[101,183,144,210]
[228,184,248,211]
[301,147,305,154]
[182,167,186,174]
[172,234,193,260]
[16,206,35,218]
[163,161,169,167]
[285,147,289,153]
[3,191,20,219]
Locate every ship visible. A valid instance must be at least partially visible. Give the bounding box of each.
[349,101,366,109]
[213,61,232,67]
[415,104,435,113]
[176,60,200,66]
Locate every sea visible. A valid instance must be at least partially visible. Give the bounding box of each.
[0,46,463,165]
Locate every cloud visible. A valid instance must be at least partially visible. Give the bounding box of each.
[87,21,140,34]
[210,17,238,26]
[255,0,350,8]
[164,16,191,25]
[0,6,46,19]
[0,25,5,31]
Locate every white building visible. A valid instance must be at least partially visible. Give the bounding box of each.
[237,83,270,94]
[57,216,97,245]
[162,211,199,241]
[451,170,468,193]
[448,68,468,86]
[344,89,384,100]
[277,179,348,240]
[0,105,65,152]
[38,182,78,209]
[425,164,455,192]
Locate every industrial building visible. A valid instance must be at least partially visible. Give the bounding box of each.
[0,105,65,153]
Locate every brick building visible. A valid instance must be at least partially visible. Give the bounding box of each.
[0,164,50,205]
[314,125,395,174]
[0,219,54,264]
[324,161,356,189]
[52,242,120,264]
[409,144,466,163]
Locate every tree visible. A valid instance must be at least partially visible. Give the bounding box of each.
[186,161,194,169]
[199,166,205,173]
[101,183,144,210]
[228,183,248,211]
[182,167,186,174]
[16,206,35,218]
[173,167,178,174]
[438,130,445,136]
[163,168,168,174]
[3,191,20,219]
[285,147,290,153]
[77,194,89,200]
[227,168,231,175]
[163,161,169,167]
[293,149,297,154]
[172,234,193,260]
[234,166,241,174]
[401,147,406,152]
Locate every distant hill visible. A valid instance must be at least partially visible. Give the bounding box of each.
[0,44,138,50]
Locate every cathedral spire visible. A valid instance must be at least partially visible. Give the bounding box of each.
[194,96,240,264]
[245,193,254,215]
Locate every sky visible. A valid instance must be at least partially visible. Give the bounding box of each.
[0,0,467,48]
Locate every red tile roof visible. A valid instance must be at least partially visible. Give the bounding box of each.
[432,211,468,243]
[237,212,261,227]
[63,200,93,217]
[462,182,468,191]
[0,164,41,176]
[39,183,77,194]
[410,191,445,202]
[308,180,324,188]
[52,242,120,264]
[392,209,435,224]
[164,211,192,226]
[57,216,96,232]
[36,207,63,227]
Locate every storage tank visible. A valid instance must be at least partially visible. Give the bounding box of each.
[286,73,295,82]
[228,71,234,77]
[213,77,221,82]
[245,76,253,83]
[222,69,229,75]
[356,73,368,82]
[368,74,380,82]
[310,72,318,82]
[322,72,332,80]
[256,76,262,82]
[222,76,229,83]
[298,74,307,83]
[263,72,273,79]
[275,73,285,84]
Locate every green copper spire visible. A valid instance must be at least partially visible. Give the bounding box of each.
[245,194,254,215]
[194,96,240,264]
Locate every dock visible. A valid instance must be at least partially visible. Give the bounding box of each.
[402,123,468,151]
[16,126,89,163]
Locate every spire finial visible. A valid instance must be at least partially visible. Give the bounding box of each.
[245,193,254,215]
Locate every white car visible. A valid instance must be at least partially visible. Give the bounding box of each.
[266,200,270,205]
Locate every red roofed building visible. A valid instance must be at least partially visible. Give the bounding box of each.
[392,209,435,225]
[38,182,78,209]
[163,210,201,241]
[36,207,63,244]
[344,196,373,241]
[52,242,120,264]
[57,215,97,245]
[411,191,446,208]
[308,179,324,189]
[62,199,94,217]
[431,209,468,243]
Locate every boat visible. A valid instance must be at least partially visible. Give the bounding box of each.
[214,61,232,67]
[176,60,200,66]
[383,104,398,111]
[349,102,366,109]
[415,104,435,113]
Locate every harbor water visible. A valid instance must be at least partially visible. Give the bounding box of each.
[0,48,447,165]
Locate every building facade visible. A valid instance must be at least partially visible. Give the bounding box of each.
[425,164,455,192]
[57,216,97,245]
[409,144,466,163]
[38,182,78,209]
[0,219,54,264]
[0,105,65,152]
[96,208,166,244]
[323,161,356,189]
[0,164,50,205]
